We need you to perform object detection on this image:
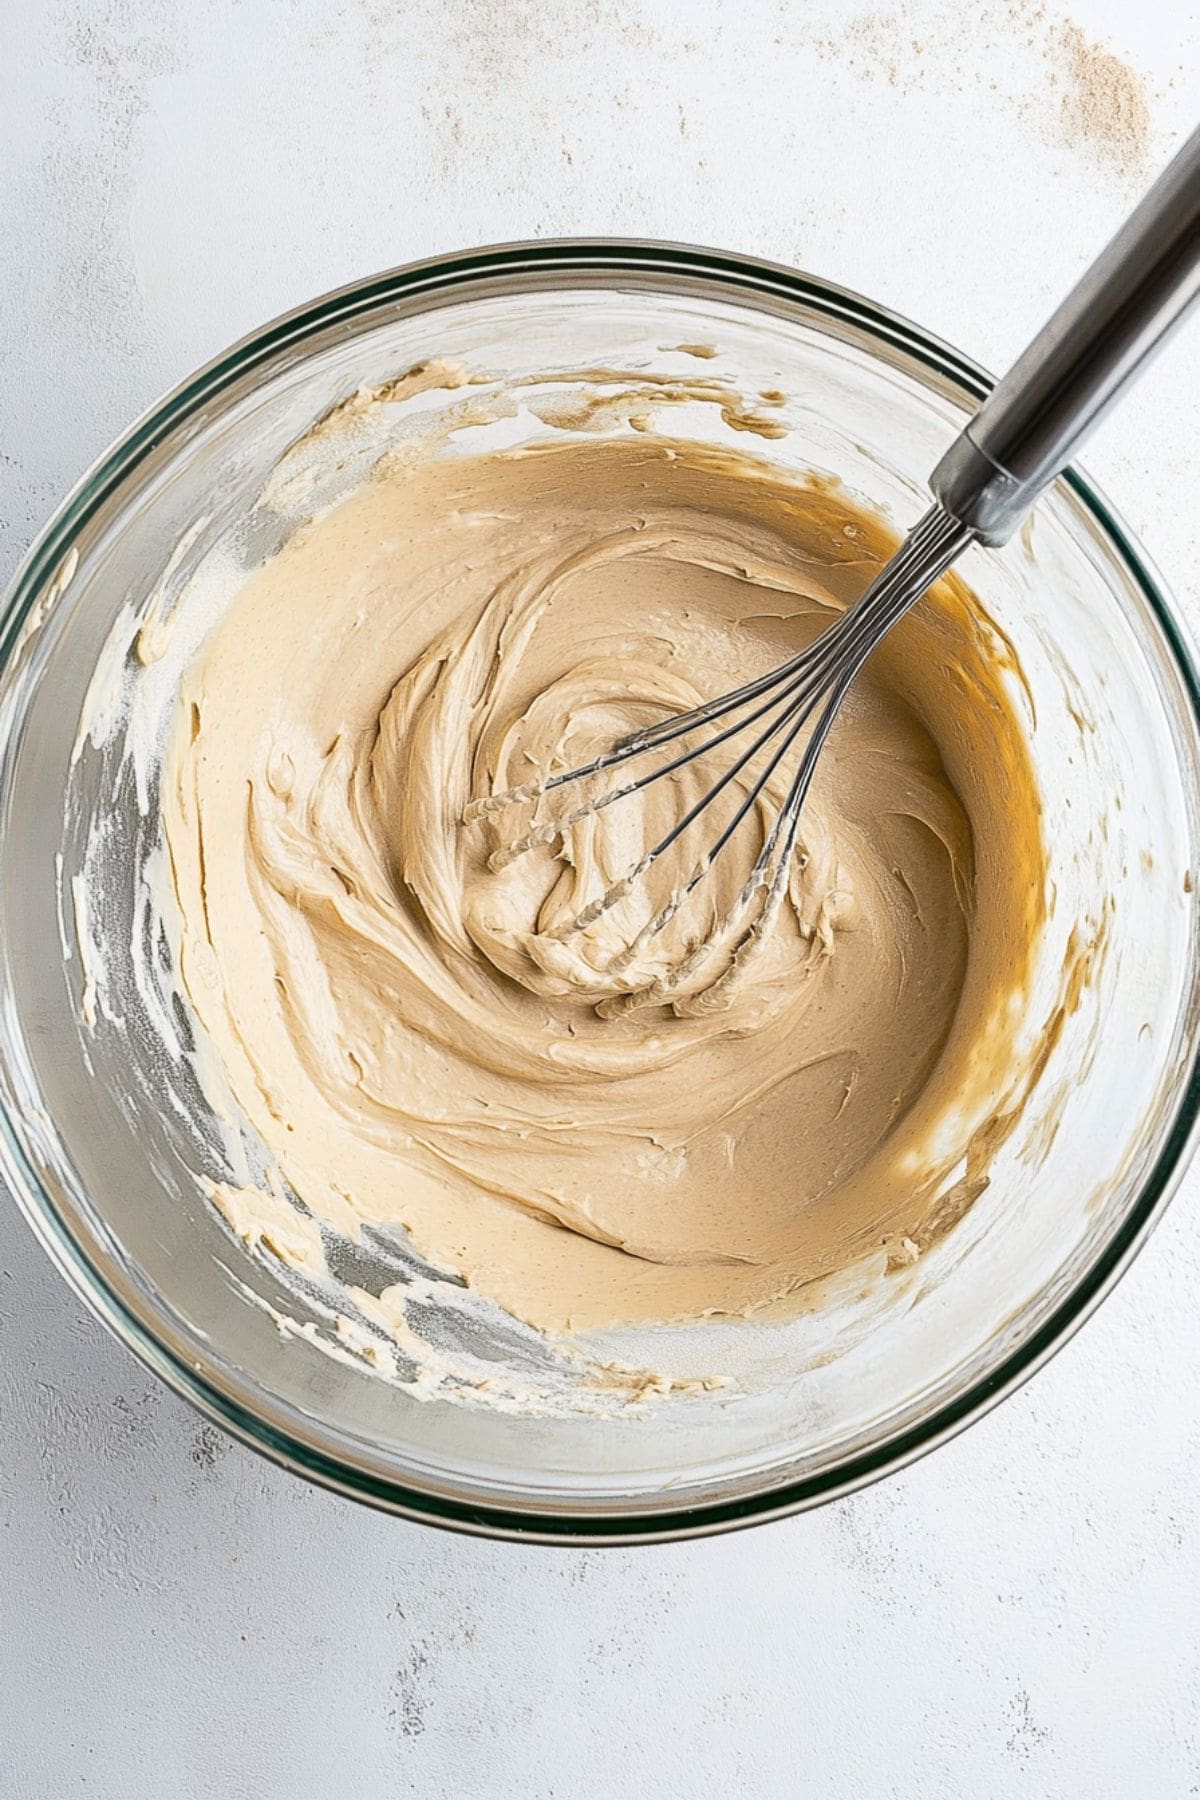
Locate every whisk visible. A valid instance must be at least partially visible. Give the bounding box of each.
[469,128,1200,965]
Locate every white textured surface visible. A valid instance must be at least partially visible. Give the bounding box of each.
[3,1,1200,1793]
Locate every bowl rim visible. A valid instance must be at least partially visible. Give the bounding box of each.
[4,236,1200,1545]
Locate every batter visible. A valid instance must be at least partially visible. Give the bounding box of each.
[163,432,1044,1332]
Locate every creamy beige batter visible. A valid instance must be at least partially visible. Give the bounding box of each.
[163,432,1044,1332]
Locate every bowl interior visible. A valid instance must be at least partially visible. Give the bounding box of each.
[2,250,1199,1539]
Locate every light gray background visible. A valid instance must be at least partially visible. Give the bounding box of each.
[3,1,1200,1794]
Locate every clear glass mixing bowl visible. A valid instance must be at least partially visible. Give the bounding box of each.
[2,243,1199,1543]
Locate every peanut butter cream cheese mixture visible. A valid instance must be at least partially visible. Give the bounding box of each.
[161,404,1045,1336]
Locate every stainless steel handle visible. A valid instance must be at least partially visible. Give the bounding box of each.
[932,125,1200,544]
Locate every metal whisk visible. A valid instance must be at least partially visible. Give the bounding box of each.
[470,127,1200,966]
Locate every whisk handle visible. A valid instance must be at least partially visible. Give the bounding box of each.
[932,123,1200,544]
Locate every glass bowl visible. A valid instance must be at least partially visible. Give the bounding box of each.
[2,242,1199,1544]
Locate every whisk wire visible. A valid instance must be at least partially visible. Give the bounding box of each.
[468,504,974,970]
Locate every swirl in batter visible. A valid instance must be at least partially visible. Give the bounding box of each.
[164,434,1044,1331]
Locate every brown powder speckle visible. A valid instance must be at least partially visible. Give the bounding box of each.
[1054,19,1152,177]
[813,12,913,88]
[801,5,1157,185]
